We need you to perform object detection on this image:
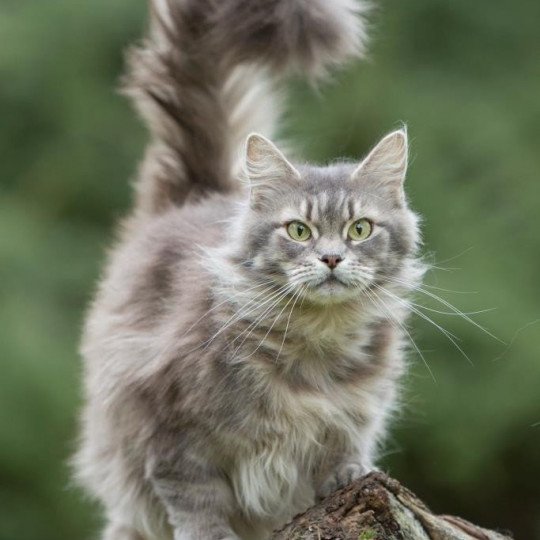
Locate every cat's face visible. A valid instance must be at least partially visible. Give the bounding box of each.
[239,130,421,304]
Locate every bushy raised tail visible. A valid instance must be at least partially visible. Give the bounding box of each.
[125,0,369,214]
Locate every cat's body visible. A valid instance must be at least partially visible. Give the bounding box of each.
[74,1,424,539]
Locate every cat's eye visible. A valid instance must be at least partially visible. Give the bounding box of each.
[287,221,312,242]
[348,219,372,241]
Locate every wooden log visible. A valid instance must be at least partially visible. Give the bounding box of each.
[271,473,512,540]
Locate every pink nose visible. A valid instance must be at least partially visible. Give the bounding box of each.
[320,255,343,269]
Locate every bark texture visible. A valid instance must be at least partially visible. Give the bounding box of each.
[272,473,513,540]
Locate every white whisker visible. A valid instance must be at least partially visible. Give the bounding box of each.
[242,283,302,360]
[230,284,296,355]
[363,286,437,382]
[275,285,307,363]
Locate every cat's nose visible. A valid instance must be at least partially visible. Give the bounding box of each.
[320,254,343,269]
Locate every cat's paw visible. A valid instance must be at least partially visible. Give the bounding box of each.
[317,462,370,500]
[175,529,241,540]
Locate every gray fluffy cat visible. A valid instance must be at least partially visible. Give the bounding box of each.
[74,1,425,539]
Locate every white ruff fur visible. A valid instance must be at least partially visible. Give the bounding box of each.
[204,247,412,524]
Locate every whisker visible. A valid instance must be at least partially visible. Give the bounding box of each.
[426,246,475,266]
[242,283,302,360]
[180,279,277,338]
[229,284,296,355]
[371,282,473,367]
[384,274,503,344]
[354,265,502,345]
[414,283,478,295]
[362,286,437,382]
[275,285,307,363]
[409,305,494,317]
[200,283,291,350]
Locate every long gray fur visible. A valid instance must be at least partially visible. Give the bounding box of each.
[124,0,367,214]
[74,2,425,540]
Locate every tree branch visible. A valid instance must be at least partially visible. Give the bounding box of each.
[272,473,512,540]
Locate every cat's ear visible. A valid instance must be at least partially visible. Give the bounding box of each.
[245,133,301,207]
[351,129,408,204]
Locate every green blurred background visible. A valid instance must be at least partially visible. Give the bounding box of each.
[1,0,539,538]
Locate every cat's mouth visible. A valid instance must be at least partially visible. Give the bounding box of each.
[311,274,349,290]
[300,274,359,304]
[303,273,371,302]
[322,274,345,284]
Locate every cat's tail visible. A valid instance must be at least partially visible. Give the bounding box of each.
[125,0,369,214]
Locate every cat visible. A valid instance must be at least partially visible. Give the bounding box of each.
[73,1,425,539]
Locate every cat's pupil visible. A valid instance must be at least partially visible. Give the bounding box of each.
[297,224,305,235]
[356,223,364,234]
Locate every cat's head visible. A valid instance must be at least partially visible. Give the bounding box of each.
[234,129,422,304]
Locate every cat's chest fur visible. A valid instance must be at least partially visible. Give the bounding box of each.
[226,313,385,521]
[228,373,376,523]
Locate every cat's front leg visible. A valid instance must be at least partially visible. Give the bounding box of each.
[316,458,374,500]
[174,523,240,540]
[147,432,241,540]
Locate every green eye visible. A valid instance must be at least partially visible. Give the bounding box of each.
[348,218,372,241]
[287,221,312,242]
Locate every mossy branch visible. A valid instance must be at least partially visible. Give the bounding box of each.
[271,473,512,540]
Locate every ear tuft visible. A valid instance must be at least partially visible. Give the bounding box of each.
[245,134,300,182]
[352,128,409,202]
[244,134,301,208]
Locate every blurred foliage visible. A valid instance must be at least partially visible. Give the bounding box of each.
[1,0,539,539]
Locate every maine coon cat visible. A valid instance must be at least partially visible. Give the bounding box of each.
[74,1,425,539]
